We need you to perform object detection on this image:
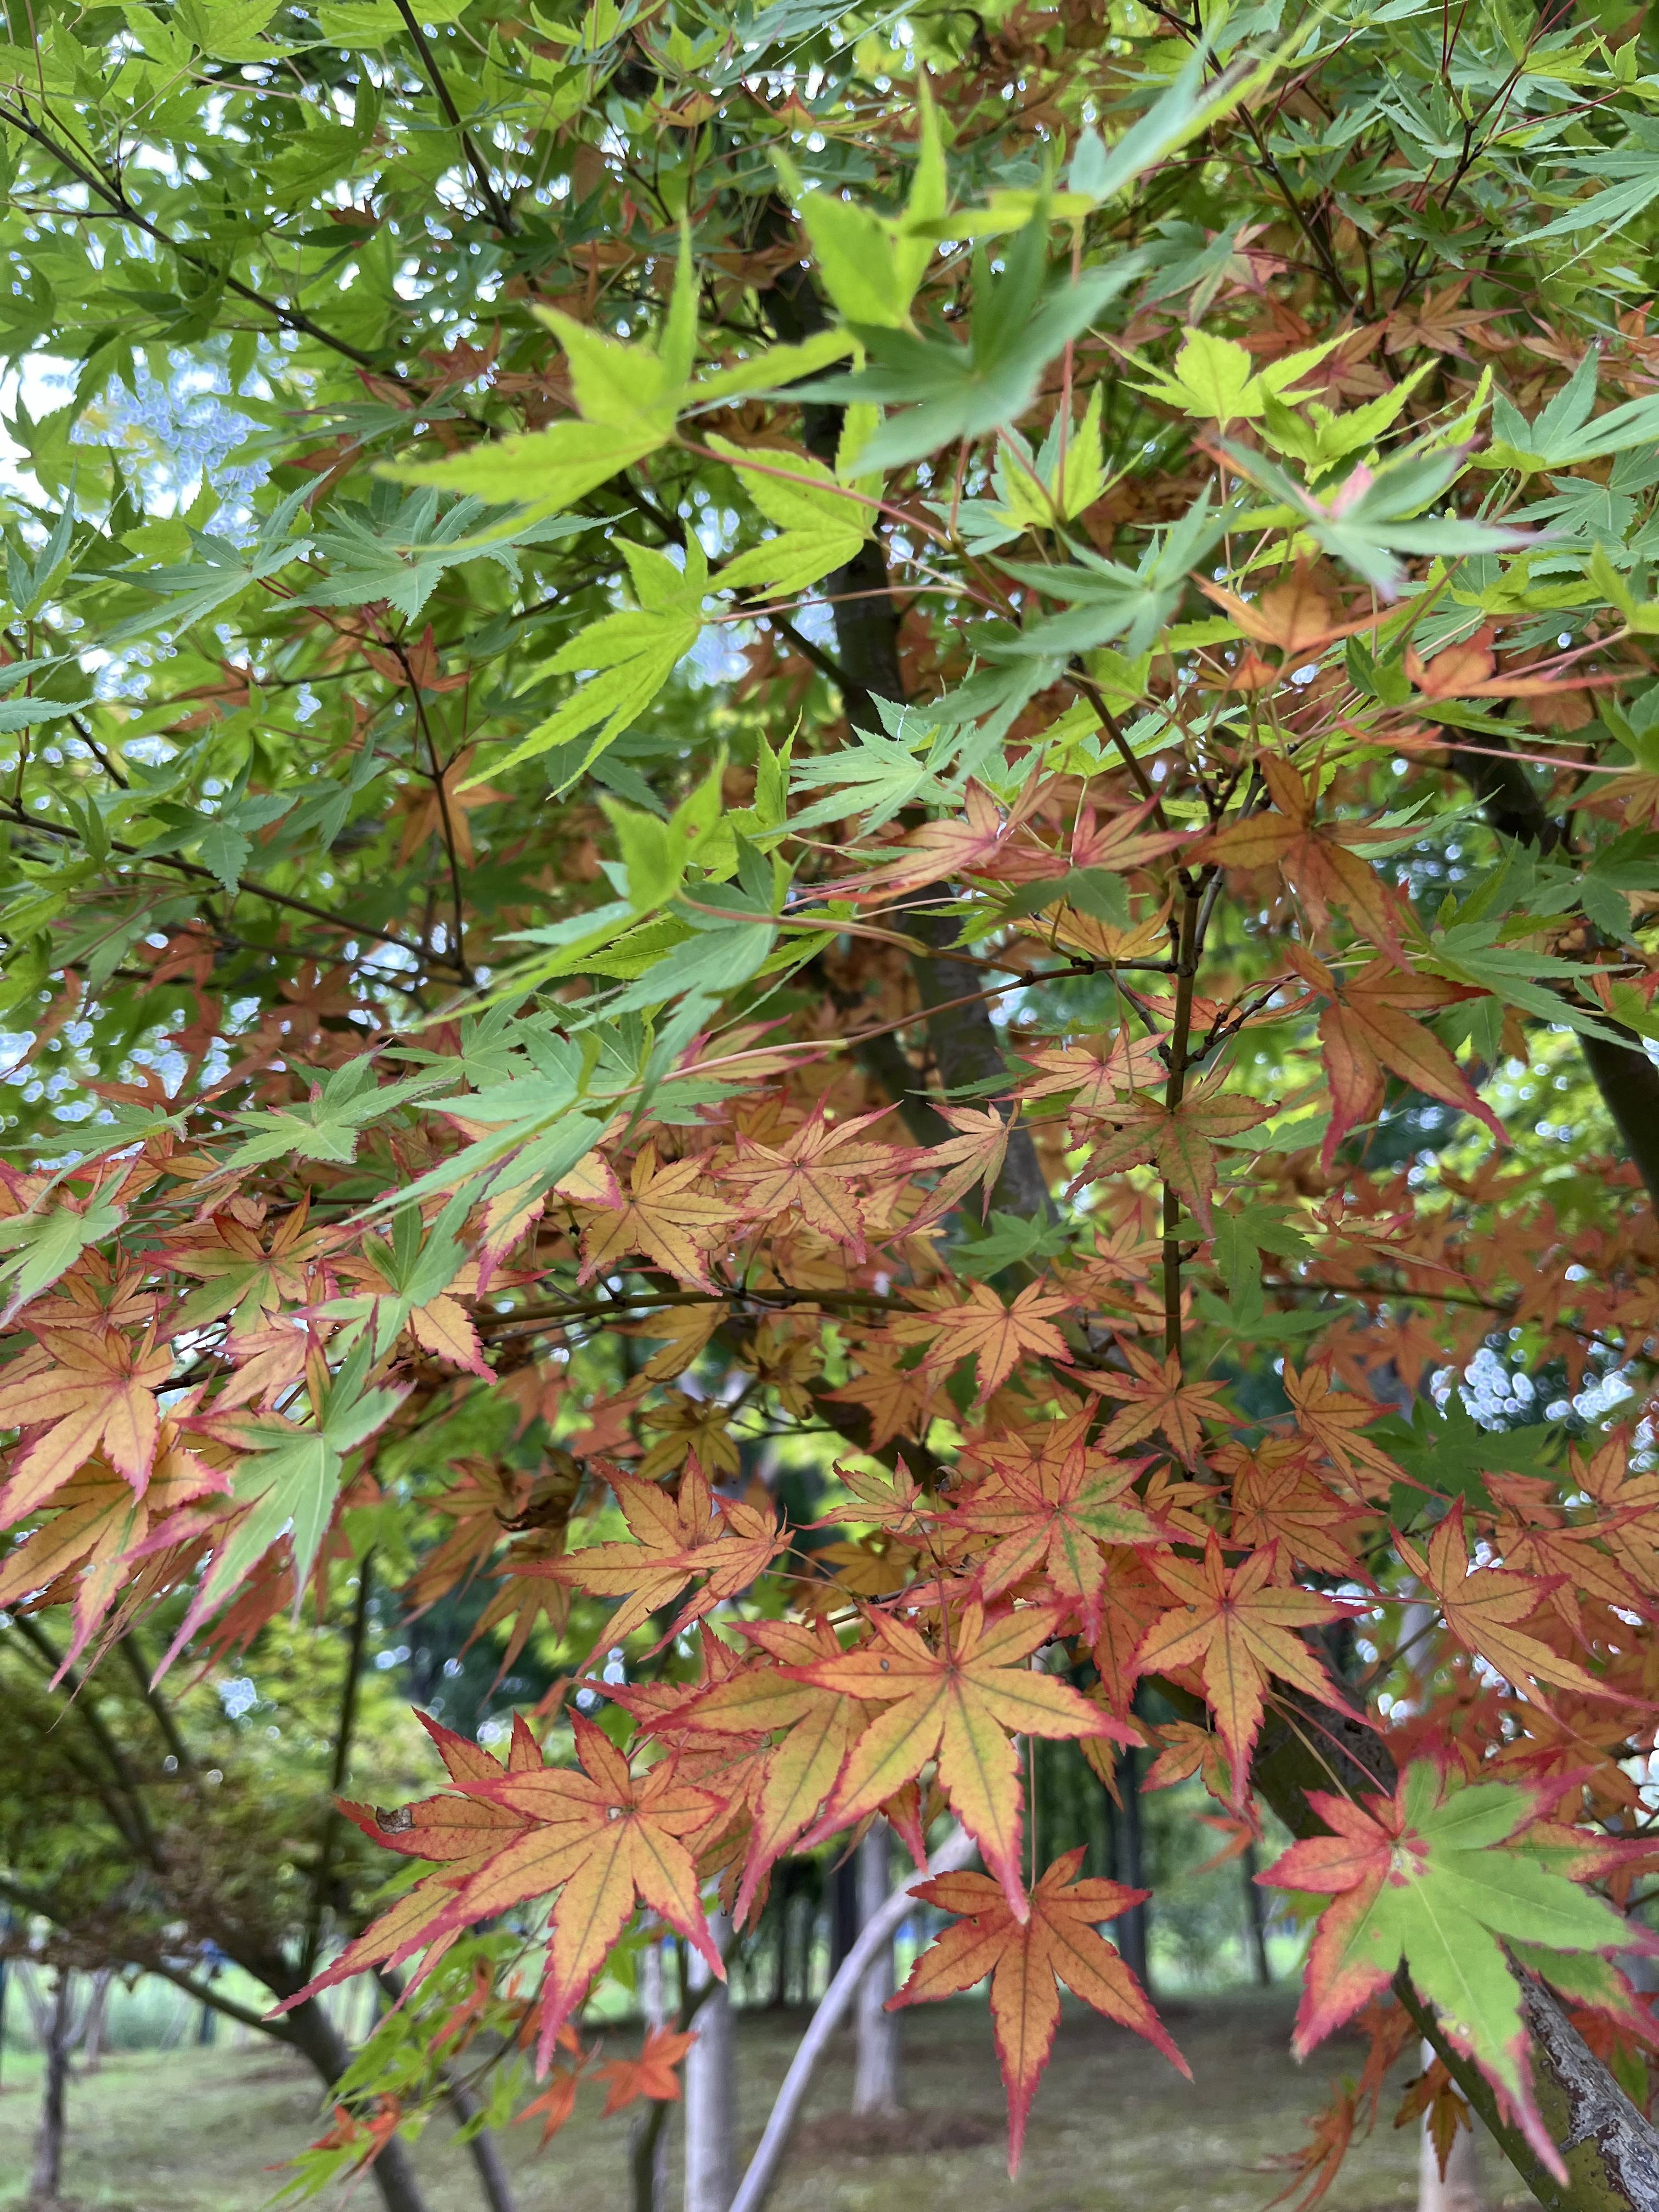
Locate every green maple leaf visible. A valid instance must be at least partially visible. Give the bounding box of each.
[466,540,707,789]
[1263,1760,1644,2180]
[712,436,868,599]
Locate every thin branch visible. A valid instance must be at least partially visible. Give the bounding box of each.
[1161,878,1205,1364]
[0,101,377,368]
[115,1634,196,1778]
[301,1553,376,1982]
[7,1617,165,1871]
[391,0,518,235]
[0,798,451,970]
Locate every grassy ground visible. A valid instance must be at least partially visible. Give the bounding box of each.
[0,1991,1515,2212]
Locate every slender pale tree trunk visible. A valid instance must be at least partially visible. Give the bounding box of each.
[1418,2044,1489,2212]
[731,1829,975,2212]
[629,1936,669,2212]
[684,1913,735,2212]
[29,1973,76,2207]
[851,1826,901,2118]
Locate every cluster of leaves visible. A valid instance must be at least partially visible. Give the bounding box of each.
[5,0,1659,2198]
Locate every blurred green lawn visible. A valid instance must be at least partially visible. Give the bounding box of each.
[0,1989,1509,2212]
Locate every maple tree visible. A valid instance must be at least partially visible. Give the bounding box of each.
[5,1,1659,2208]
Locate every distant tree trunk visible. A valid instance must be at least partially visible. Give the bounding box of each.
[765,1871,790,2010]
[1418,2044,1489,2212]
[442,2066,518,2212]
[1240,1841,1272,1987]
[684,1914,735,2212]
[629,1937,669,2212]
[827,1854,858,1979]
[29,1973,75,2207]
[851,1826,901,2118]
[1114,1746,1150,1990]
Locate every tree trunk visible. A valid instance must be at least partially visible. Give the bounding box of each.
[1418,2043,1489,2212]
[280,1991,433,2212]
[730,1829,976,2212]
[827,1853,857,1979]
[1249,1688,1659,2212]
[1240,1841,1272,1988]
[28,1973,74,2207]
[851,1826,902,2118]
[1114,1745,1150,1991]
[762,232,1659,2212]
[684,1911,735,2212]
[630,1936,670,2212]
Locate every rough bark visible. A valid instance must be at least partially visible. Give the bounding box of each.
[684,1911,736,2212]
[761,244,1051,1221]
[28,1971,74,2207]
[851,1824,903,2118]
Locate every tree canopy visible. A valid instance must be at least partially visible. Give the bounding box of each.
[5,0,1659,2202]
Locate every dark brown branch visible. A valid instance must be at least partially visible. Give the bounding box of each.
[0,102,378,368]
[391,1,518,235]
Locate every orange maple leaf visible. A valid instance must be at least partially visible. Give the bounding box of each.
[1281,1363,1404,1501]
[1014,1029,1168,1140]
[901,1280,1074,1403]
[1070,1342,1230,1463]
[0,1326,173,1520]
[908,1104,1016,1227]
[1064,1074,1273,1226]
[847,777,1060,895]
[949,1430,1167,1637]
[391,746,509,868]
[1264,2081,1358,2212]
[535,1459,788,1670]
[574,1143,729,1290]
[595,2025,698,2114]
[826,1350,940,1449]
[516,2048,587,2145]
[295,1711,547,2005]
[1216,1437,1371,1582]
[794,1600,1134,1917]
[1288,949,1504,1167]
[1396,1502,1629,1706]
[724,1106,906,1260]
[1134,1534,1362,1805]
[680,1616,865,1926]
[1197,757,1411,952]
[1199,563,1384,659]
[333,1714,723,2067]
[890,1850,1188,2172]
[0,1422,228,1669]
